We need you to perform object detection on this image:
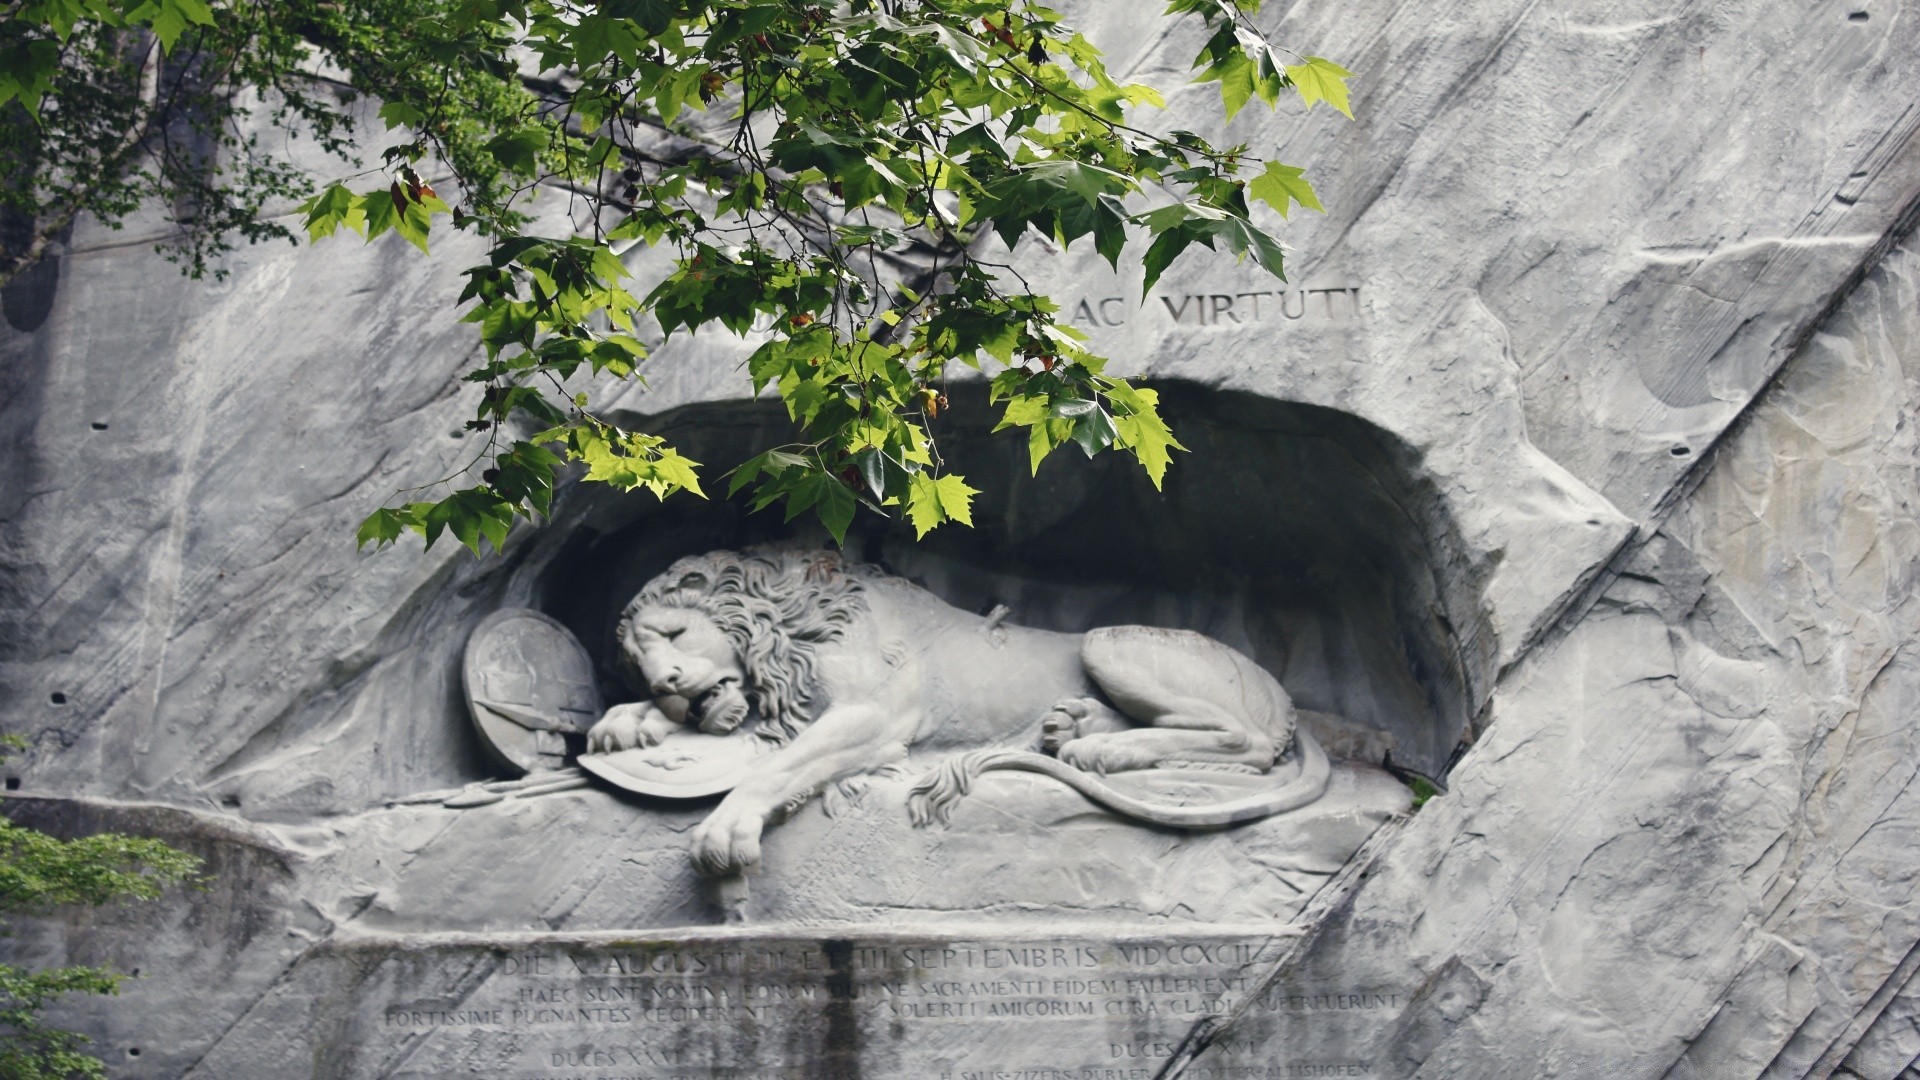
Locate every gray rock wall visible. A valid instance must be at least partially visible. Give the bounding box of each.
[1195,226,1920,1080]
[2,0,1919,1076]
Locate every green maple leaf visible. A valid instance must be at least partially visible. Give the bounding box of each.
[485,129,547,175]
[581,442,641,488]
[136,0,215,53]
[1196,49,1257,120]
[1106,384,1186,490]
[815,477,856,544]
[1217,217,1288,280]
[644,447,704,498]
[1115,413,1183,489]
[931,473,978,527]
[299,184,365,241]
[355,507,413,550]
[378,101,425,130]
[1286,56,1355,118]
[906,473,945,537]
[779,372,832,427]
[906,473,979,537]
[994,394,1050,431]
[1028,421,1065,474]
[1248,162,1323,219]
[0,40,60,118]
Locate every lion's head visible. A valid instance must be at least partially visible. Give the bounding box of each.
[615,548,868,743]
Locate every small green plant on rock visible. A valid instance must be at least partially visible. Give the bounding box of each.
[1405,776,1438,811]
[0,738,199,1080]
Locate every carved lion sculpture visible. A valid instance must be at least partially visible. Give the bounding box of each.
[585,547,1329,878]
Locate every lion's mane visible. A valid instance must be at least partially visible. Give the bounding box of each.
[617,548,868,744]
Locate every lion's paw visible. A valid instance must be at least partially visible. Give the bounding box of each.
[1040,697,1124,755]
[1057,732,1160,776]
[690,802,765,878]
[586,702,674,753]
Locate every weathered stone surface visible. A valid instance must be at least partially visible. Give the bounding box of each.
[2,0,1919,1076]
[0,796,318,1079]
[182,929,1404,1080]
[1172,230,1920,1079]
[0,764,1404,1074]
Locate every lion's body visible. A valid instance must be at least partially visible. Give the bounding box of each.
[834,575,1304,763]
[589,548,1330,878]
[837,574,1093,752]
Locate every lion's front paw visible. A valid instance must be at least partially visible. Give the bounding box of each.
[587,702,669,753]
[1057,732,1159,776]
[690,801,766,878]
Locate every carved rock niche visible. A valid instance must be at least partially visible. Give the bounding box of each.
[489,382,1491,928]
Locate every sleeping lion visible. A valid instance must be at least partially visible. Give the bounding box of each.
[585,547,1329,878]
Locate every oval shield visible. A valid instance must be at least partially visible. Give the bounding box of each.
[462,609,603,775]
[578,730,775,799]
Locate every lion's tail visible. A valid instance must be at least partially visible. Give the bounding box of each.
[906,728,1331,829]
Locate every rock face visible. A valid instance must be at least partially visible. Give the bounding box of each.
[3,0,1920,1078]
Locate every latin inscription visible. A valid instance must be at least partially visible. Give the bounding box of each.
[367,934,1401,1080]
[1064,287,1365,329]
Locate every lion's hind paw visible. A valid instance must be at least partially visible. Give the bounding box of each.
[1040,696,1124,755]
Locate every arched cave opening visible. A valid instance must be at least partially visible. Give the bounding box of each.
[523,383,1491,780]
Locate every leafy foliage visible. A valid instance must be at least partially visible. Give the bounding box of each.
[0,817,200,914]
[1406,775,1438,810]
[4,0,1354,550]
[8,2,331,279]
[0,737,200,1079]
[0,964,121,1080]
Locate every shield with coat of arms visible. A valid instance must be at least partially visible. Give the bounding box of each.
[462,609,603,774]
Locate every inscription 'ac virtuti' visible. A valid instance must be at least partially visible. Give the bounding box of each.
[1066,287,1365,329]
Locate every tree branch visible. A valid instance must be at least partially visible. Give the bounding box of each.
[0,33,161,289]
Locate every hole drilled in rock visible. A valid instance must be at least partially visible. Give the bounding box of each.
[1849,10,1870,20]
[4,778,17,791]
[89,421,107,431]
[48,691,65,705]
[1671,445,1692,457]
